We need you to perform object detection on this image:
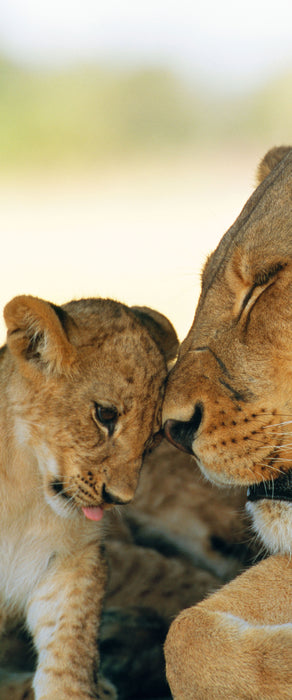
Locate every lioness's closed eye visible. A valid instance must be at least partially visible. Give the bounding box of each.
[0,294,178,700]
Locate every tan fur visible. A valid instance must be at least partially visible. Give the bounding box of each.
[256,145,292,187]
[0,440,257,700]
[163,146,292,698]
[0,294,178,700]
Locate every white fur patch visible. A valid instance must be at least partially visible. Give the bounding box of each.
[13,416,31,447]
[224,611,292,633]
[35,444,59,479]
[246,500,292,555]
[34,444,75,519]
[0,522,58,615]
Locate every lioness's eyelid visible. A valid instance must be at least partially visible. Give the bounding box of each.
[253,262,286,287]
[240,284,257,316]
[237,278,276,326]
[238,263,285,321]
[237,282,261,323]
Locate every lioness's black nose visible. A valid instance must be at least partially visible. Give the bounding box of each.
[164,403,203,454]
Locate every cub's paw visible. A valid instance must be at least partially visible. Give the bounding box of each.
[0,672,34,700]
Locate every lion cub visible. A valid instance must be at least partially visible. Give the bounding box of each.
[0,294,177,700]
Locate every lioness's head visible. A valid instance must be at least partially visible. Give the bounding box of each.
[3,295,178,521]
[163,146,292,553]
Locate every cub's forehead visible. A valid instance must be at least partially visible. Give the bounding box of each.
[72,335,164,414]
[63,297,133,328]
[63,297,155,350]
[63,298,164,384]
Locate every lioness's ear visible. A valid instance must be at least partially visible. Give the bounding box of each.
[4,295,76,375]
[131,306,179,366]
[257,145,291,184]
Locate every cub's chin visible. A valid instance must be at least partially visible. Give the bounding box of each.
[246,472,292,555]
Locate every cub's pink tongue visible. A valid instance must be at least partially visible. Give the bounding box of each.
[82,506,104,521]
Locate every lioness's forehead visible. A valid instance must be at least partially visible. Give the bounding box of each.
[201,149,292,295]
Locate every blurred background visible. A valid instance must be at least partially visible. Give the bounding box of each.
[0,0,292,343]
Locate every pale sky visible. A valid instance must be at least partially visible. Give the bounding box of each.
[0,151,259,344]
[0,0,292,92]
[0,2,291,345]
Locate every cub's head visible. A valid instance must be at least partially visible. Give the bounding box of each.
[163,146,292,554]
[4,295,178,521]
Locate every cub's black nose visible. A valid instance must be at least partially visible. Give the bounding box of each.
[164,403,203,454]
[102,484,131,506]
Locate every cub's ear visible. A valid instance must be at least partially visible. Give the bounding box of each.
[257,145,291,184]
[4,295,76,375]
[131,306,179,366]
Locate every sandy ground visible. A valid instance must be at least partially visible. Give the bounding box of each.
[0,147,262,344]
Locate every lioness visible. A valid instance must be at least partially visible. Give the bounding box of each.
[163,146,292,699]
[0,294,178,700]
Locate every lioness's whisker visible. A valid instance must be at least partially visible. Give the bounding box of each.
[267,458,292,463]
[269,430,292,436]
[259,464,285,475]
[265,420,292,428]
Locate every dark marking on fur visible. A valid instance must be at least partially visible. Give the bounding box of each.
[194,346,232,379]
[210,535,250,560]
[26,332,44,361]
[51,480,71,500]
[49,303,76,335]
[219,379,253,403]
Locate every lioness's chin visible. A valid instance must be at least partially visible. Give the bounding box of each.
[246,499,292,555]
[197,459,248,488]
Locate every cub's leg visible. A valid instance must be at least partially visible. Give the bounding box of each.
[165,554,292,700]
[26,543,116,700]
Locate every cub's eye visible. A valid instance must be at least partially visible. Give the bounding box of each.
[96,405,118,424]
[93,403,118,436]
